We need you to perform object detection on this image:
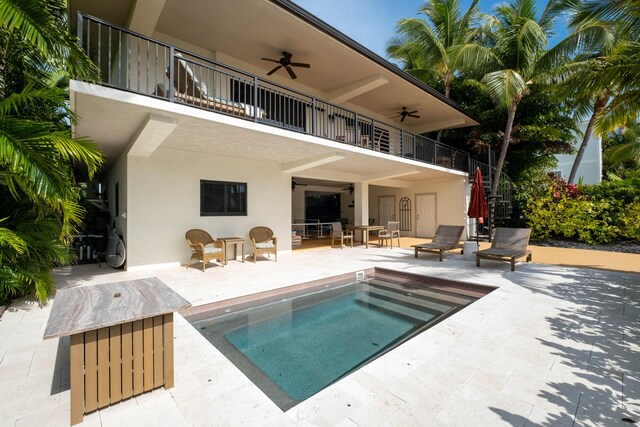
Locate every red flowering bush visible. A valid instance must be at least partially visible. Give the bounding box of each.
[548,173,581,200]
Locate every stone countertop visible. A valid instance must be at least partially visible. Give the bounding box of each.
[43,277,191,339]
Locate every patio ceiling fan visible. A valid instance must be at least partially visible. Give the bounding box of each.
[391,107,420,122]
[261,51,310,80]
[342,184,354,194]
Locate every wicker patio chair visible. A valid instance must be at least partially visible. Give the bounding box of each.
[476,227,532,271]
[250,226,277,262]
[330,222,353,249]
[411,225,465,261]
[185,229,225,271]
[378,221,401,248]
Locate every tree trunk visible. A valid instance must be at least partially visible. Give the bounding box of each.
[435,80,452,143]
[491,101,518,197]
[567,95,608,184]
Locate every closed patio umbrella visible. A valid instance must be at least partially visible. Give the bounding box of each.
[467,167,489,242]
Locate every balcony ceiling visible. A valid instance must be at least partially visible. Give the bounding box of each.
[69,0,478,132]
[71,83,465,184]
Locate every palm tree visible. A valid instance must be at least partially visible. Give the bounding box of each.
[387,0,491,141]
[480,0,554,196]
[540,1,619,184]
[568,0,640,133]
[0,0,102,303]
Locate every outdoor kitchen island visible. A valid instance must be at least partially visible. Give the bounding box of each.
[43,277,190,425]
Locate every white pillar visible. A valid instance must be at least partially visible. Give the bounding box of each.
[353,182,369,226]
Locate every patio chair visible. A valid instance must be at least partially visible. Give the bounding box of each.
[378,221,400,248]
[185,229,226,271]
[476,227,532,271]
[411,225,465,261]
[250,226,277,262]
[330,222,353,249]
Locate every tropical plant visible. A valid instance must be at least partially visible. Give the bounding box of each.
[0,0,102,304]
[603,123,640,177]
[526,173,640,244]
[387,0,492,141]
[480,0,555,197]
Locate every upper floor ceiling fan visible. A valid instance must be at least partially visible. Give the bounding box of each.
[391,107,420,122]
[261,51,310,80]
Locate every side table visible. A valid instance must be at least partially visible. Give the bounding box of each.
[218,237,245,263]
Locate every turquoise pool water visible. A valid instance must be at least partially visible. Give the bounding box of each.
[191,278,470,410]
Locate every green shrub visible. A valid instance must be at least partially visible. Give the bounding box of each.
[525,174,640,244]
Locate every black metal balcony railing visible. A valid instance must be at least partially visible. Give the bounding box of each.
[76,13,482,173]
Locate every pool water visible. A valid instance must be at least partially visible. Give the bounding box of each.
[191,277,475,410]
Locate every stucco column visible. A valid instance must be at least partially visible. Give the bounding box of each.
[353,182,369,226]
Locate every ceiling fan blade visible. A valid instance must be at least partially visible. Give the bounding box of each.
[407,110,418,115]
[261,58,280,63]
[400,115,406,122]
[409,114,421,119]
[267,65,282,75]
[290,62,310,68]
[286,66,297,79]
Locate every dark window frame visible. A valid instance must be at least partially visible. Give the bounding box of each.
[200,180,248,216]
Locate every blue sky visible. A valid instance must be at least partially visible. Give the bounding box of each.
[293,0,570,62]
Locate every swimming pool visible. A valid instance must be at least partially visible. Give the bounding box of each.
[185,268,493,410]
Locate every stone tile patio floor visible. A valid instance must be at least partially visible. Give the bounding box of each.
[0,246,639,426]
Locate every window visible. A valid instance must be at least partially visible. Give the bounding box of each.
[200,180,247,216]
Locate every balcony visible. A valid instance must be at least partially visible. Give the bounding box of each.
[75,13,483,174]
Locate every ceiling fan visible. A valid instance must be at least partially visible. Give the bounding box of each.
[292,179,308,191]
[261,51,310,80]
[342,184,354,195]
[391,107,420,122]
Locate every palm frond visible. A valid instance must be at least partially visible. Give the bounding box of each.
[482,69,529,107]
[595,90,640,133]
[0,219,26,254]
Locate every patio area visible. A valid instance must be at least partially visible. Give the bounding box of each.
[1,245,639,426]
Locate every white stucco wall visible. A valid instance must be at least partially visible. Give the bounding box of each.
[124,147,291,268]
[368,177,467,237]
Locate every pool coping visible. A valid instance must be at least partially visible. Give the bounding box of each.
[180,267,496,323]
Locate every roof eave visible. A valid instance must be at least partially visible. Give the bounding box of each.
[269,0,480,128]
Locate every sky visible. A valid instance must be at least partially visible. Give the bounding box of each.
[292,0,570,62]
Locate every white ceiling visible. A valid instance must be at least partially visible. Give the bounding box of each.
[69,0,478,132]
[72,86,465,185]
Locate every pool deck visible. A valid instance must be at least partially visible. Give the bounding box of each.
[1,246,639,426]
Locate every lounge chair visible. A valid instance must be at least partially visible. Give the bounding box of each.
[476,227,532,271]
[163,54,264,117]
[411,225,464,261]
[250,226,277,262]
[185,229,225,271]
[330,222,353,249]
[378,221,400,248]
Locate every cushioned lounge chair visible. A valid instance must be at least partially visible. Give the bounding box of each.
[185,229,225,271]
[250,226,277,262]
[411,225,465,261]
[378,221,400,248]
[476,227,532,271]
[162,54,264,117]
[330,222,353,249]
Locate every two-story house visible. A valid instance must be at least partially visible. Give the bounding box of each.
[69,0,484,269]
